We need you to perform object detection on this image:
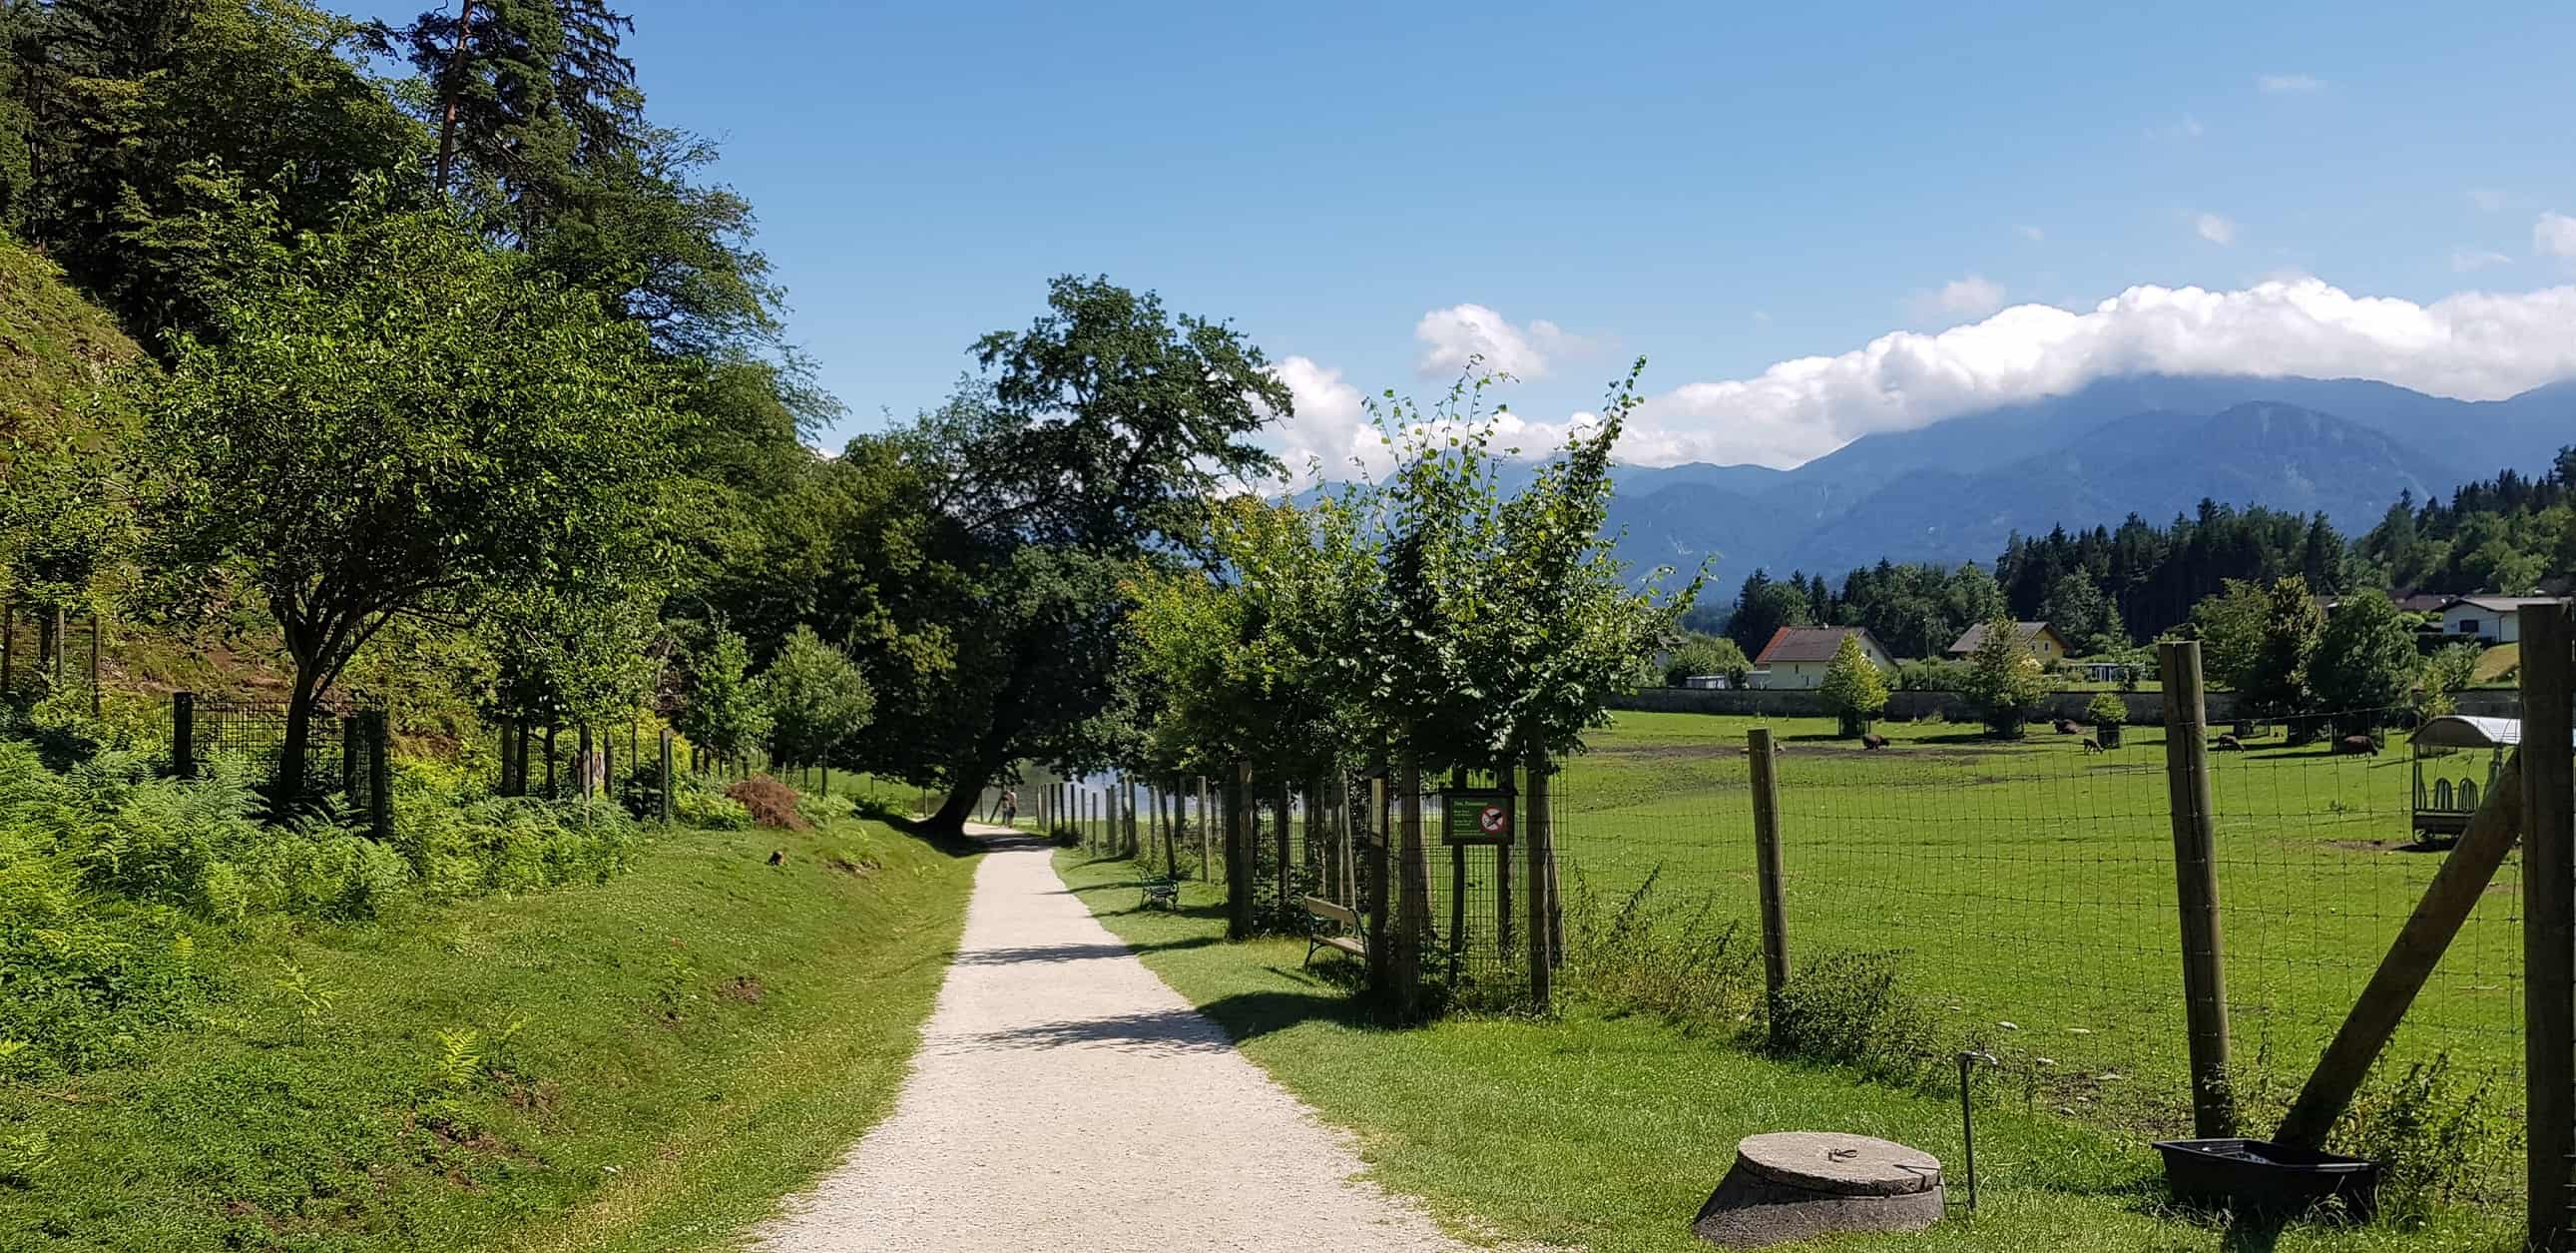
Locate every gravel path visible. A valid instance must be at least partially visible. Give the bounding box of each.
[748,831,1472,1253]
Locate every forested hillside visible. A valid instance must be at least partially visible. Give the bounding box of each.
[1700,454,2576,666]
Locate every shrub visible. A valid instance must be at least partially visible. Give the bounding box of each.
[1562,870,1759,1027]
[725,775,809,831]
[1763,949,1938,1083]
[2084,692,2127,727]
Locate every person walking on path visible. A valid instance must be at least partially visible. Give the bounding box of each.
[748,827,1468,1252]
[999,788,1017,827]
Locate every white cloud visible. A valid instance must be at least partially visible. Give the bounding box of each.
[2258,73,2323,93]
[1412,304,1593,379]
[1261,354,1372,482]
[2146,115,2205,141]
[2015,224,2046,243]
[2535,212,2576,261]
[1751,310,1773,324]
[2469,188,2512,212]
[1934,276,2007,317]
[2195,213,2238,246]
[1632,278,2576,468]
[2451,248,2513,273]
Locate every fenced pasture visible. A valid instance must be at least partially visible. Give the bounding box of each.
[1552,708,2524,1163]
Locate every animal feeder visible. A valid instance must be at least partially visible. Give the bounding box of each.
[2407,715,2522,844]
[2154,1137,2379,1219]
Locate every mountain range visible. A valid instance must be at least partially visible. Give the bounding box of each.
[1599,373,2576,583]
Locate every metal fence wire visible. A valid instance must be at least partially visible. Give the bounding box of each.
[1545,693,2539,1205]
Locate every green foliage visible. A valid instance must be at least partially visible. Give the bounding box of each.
[2084,691,2127,726]
[1661,631,1749,686]
[2417,642,2485,717]
[1958,615,2048,735]
[2309,591,2422,728]
[675,628,768,763]
[1722,569,1813,659]
[2040,571,2128,654]
[1816,632,1890,728]
[134,209,683,800]
[758,626,873,772]
[1765,949,1939,1083]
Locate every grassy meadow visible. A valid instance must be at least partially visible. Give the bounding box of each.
[1057,849,2519,1252]
[1544,710,2524,1155]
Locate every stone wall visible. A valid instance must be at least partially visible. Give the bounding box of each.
[1614,685,2524,725]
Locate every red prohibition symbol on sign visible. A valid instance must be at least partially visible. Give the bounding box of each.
[1478,805,1507,835]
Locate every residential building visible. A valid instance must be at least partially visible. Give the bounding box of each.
[1750,626,1898,690]
[2440,596,2569,644]
[1945,621,2073,662]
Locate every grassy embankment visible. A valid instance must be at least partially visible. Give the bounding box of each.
[2,817,973,1252]
[1056,847,2518,1252]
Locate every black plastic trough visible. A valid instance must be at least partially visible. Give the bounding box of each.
[2154,1138,2380,1218]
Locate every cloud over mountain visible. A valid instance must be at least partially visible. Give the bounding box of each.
[1636,278,2576,468]
[1413,304,1590,379]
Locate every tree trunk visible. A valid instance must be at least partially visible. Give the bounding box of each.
[1275,780,1292,913]
[1164,783,1182,879]
[544,725,558,797]
[432,0,476,193]
[37,608,58,683]
[1226,764,1254,939]
[1197,777,1213,881]
[274,667,323,811]
[1395,756,1430,1013]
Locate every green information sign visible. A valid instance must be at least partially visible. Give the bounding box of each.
[1442,790,1514,846]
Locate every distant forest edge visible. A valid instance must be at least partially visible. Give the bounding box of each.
[1685,449,2576,663]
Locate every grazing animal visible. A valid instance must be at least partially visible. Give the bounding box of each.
[2082,738,2104,754]
[2334,734,2379,757]
[767,850,783,866]
[2214,734,2244,752]
[1861,733,1889,750]
[2053,718,2081,735]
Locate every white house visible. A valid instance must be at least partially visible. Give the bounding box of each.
[1750,627,1898,690]
[2440,596,2567,644]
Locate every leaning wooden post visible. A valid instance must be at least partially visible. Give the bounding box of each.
[2277,751,2525,1148]
[172,691,197,779]
[1748,727,1791,1035]
[1526,748,1555,1006]
[2523,602,2575,1251]
[658,730,675,825]
[2159,639,2235,1138]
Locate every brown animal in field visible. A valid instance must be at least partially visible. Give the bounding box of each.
[2082,738,2104,754]
[2334,734,2379,756]
[1861,733,1889,750]
[2053,718,2081,735]
[2214,734,2244,752]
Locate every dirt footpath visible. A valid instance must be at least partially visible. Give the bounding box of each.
[748,832,1471,1252]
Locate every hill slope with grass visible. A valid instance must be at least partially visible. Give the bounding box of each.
[0,237,138,436]
[0,800,972,1252]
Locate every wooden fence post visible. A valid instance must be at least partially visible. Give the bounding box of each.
[2159,639,2235,1138]
[365,709,393,843]
[1749,727,1790,1034]
[1367,771,1391,991]
[659,730,675,824]
[1526,748,1555,1007]
[2523,602,2575,1251]
[172,691,196,779]
[1198,777,1213,881]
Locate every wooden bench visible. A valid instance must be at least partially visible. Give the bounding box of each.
[1138,876,1181,911]
[1300,896,1367,966]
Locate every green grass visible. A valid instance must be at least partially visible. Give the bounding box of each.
[0,818,975,1252]
[1542,711,2523,1130]
[1056,848,2516,1252]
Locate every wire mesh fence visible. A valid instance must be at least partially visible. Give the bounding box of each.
[1544,695,2539,1201]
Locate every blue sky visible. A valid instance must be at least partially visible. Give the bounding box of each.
[360,2,2576,469]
